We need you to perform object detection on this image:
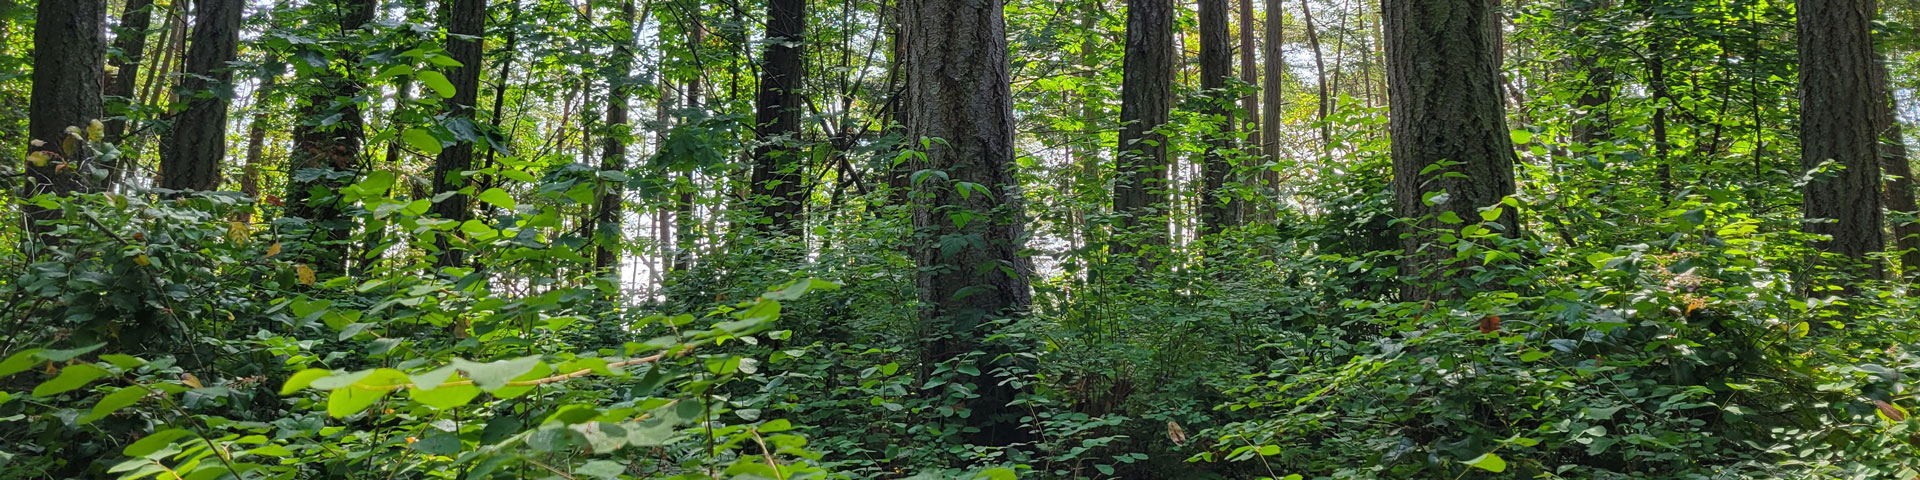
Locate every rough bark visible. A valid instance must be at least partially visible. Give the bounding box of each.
[285,0,375,273]
[1114,0,1174,257]
[159,0,242,192]
[1566,0,1613,146]
[750,0,808,238]
[1199,0,1237,237]
[1261,0,1284,204]
[1238,0,1259,152]
[595,1,640,271]
[1383,0,1521,299]
[105,0,155,148]
[1798,0,1885,280]
[23,0,107,242]
[430,0,485,268]
[901,0,1034,447]
[240,76,278,224]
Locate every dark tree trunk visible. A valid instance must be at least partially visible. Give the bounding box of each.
[1798,0,1885,280]
[104,0,155,149]
[670,21,705,275]
[750,0,808,238]
[1300,0,1330,150]
[901,0,1033,447]
[1114,0,1174,257]
[1238,0,1259,154]
[239,76,277,225]
[1198,0,1236,237]
[23,0,107,243]
[430,0,485,268]
[1261,0,1284,211]
[286,0,375,274]
[1566,0,1612,146]
[1872,43,1917,279]
[159,0,242,192]
[595,1,641,271]
[1384,0,1521,300]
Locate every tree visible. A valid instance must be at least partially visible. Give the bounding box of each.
[595,0,641,271]
[430,0,485,268]
[1260,0,1284,198]
[901,0,1033,446]
[160,0,243,192]
[287,0,375,273]
[1383,0,1520,299]
[1114,0,1174,257]
[1797,0,1885,280]
[23,0,107,242]
[749,0,808,238]
[1198,0,1237,236]
[1876,55,1920,279]
[1299,0,1329,150]
[1238,0,1259,151]
[104,0,155,148]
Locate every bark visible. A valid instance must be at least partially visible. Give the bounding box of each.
[901,0,1033,447]
[1383,0,1521,300]
[1872,52,1920,280]
[159,0,242,192]
[430,0,485,268]
[1798,0,1886,280]
[240,76,279,224]
[1567,0,1613,146]
[23,0,107,242]
[1300,0,1330,149]
[1238,0,1259,151]
[105,0,155,148]
[596,1,641,271]
[1261,0,1284,205]
[1114,0,1174,256]
[749,0,808,237]
[670,20,705,275]
[1199,0,1237,236]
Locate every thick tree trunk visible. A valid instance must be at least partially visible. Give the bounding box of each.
[1384,0,1520,300]
[1798,0,1885,280]
[104,0,154,148]
[595,1,641,271]
[286,0,375,273]
[1114,0,1174,257]
[430,0,485,268]
[23,0,107,243]
[901,0,1033,447]
[159,0,242,192]
[750,0,808,238]
[1198,0,1236,236]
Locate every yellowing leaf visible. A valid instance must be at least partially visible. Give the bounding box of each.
[26,151,48,167]
[133,255,151,267]
[87,119,105,141]
[181,373,203,389]
[296,264,316,285]
[265,242,282,258]
[227,221,248,244]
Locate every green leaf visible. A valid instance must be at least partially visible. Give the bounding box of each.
[452,356,543,391]
[763,278,840,301]
[281,369,332,395]
[575,460,626,479]
[409,384,482,409]
[418,71,456,98]
[1438,211,1464,224]
[1464,452,1507,473]
[475,187,516,210]
[1510,130,1533,145]
[79,386,149,424]
[759,419,792,433]
[33,363,110,397]
[1479,207,1504,223]
[98,354,146,369]
[0,349,44,379]
[972,467,1018,480]
[325,369,409,418]
[39,343,105,362]
[403,128,442,155]
[124,428,195,458]
[412,432,463,455]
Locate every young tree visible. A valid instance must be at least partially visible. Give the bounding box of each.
[901,0,1033,446]
[160,0,243,192]
[1299,0,1330,149]
[24,0,107,242]
[1198,0,1237,236]
[104,0,155,147]
[430,0,485,268]
[595,0,641,271]
[749,0,808,238]
[286,0,375,272]
[1114,0,1174,256]
[1260,0,1283,187]
[1798,0,1885,279]
[1383,0,1520,299]
[1238,0,1259,149]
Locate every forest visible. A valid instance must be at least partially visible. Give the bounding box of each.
[2,0,1920,478]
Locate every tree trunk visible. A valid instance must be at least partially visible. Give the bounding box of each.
[595,1,641,271]
[901,0,1033,447]
[1567,0,1612,146]
[1874,54,1920,280]
[1261,0,1284,212]
[1239,0,1259,154]
[1384,0,1520,300]
[1300,0,1330,150]
[1798,0,1886,280]
[286,0,375,273]
[23,0,107,243]
[104,0,154,149]
[159,0,242,192]
[750,0,808,238]
[240,76,279,224]
[1198,0,1236,237]
[430,0,485,268]
[1114,0,1174,257]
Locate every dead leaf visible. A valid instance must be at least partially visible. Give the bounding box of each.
[296,264,316,286]
[181,373,203,389]
[1167,420,1188,446]
[1478,315,1502,334]
[265,243,282,258]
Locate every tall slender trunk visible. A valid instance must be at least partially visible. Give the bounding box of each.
[749,0,808,237]
[596,1,642,271]
[1797,0,1886,281]
[902,0,1033,447]
[671,18,705,275]
[430,0,486,268]
[1114,0,1174,257]
[159,0,242,192]
[1384,0,1521,300]
[1198,0,1237,237]
[241,76,280,224]
[1238,0,1259,152]
[1300,0,1330,150]
[1260,0,1284,214]
[104,0,155,149]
